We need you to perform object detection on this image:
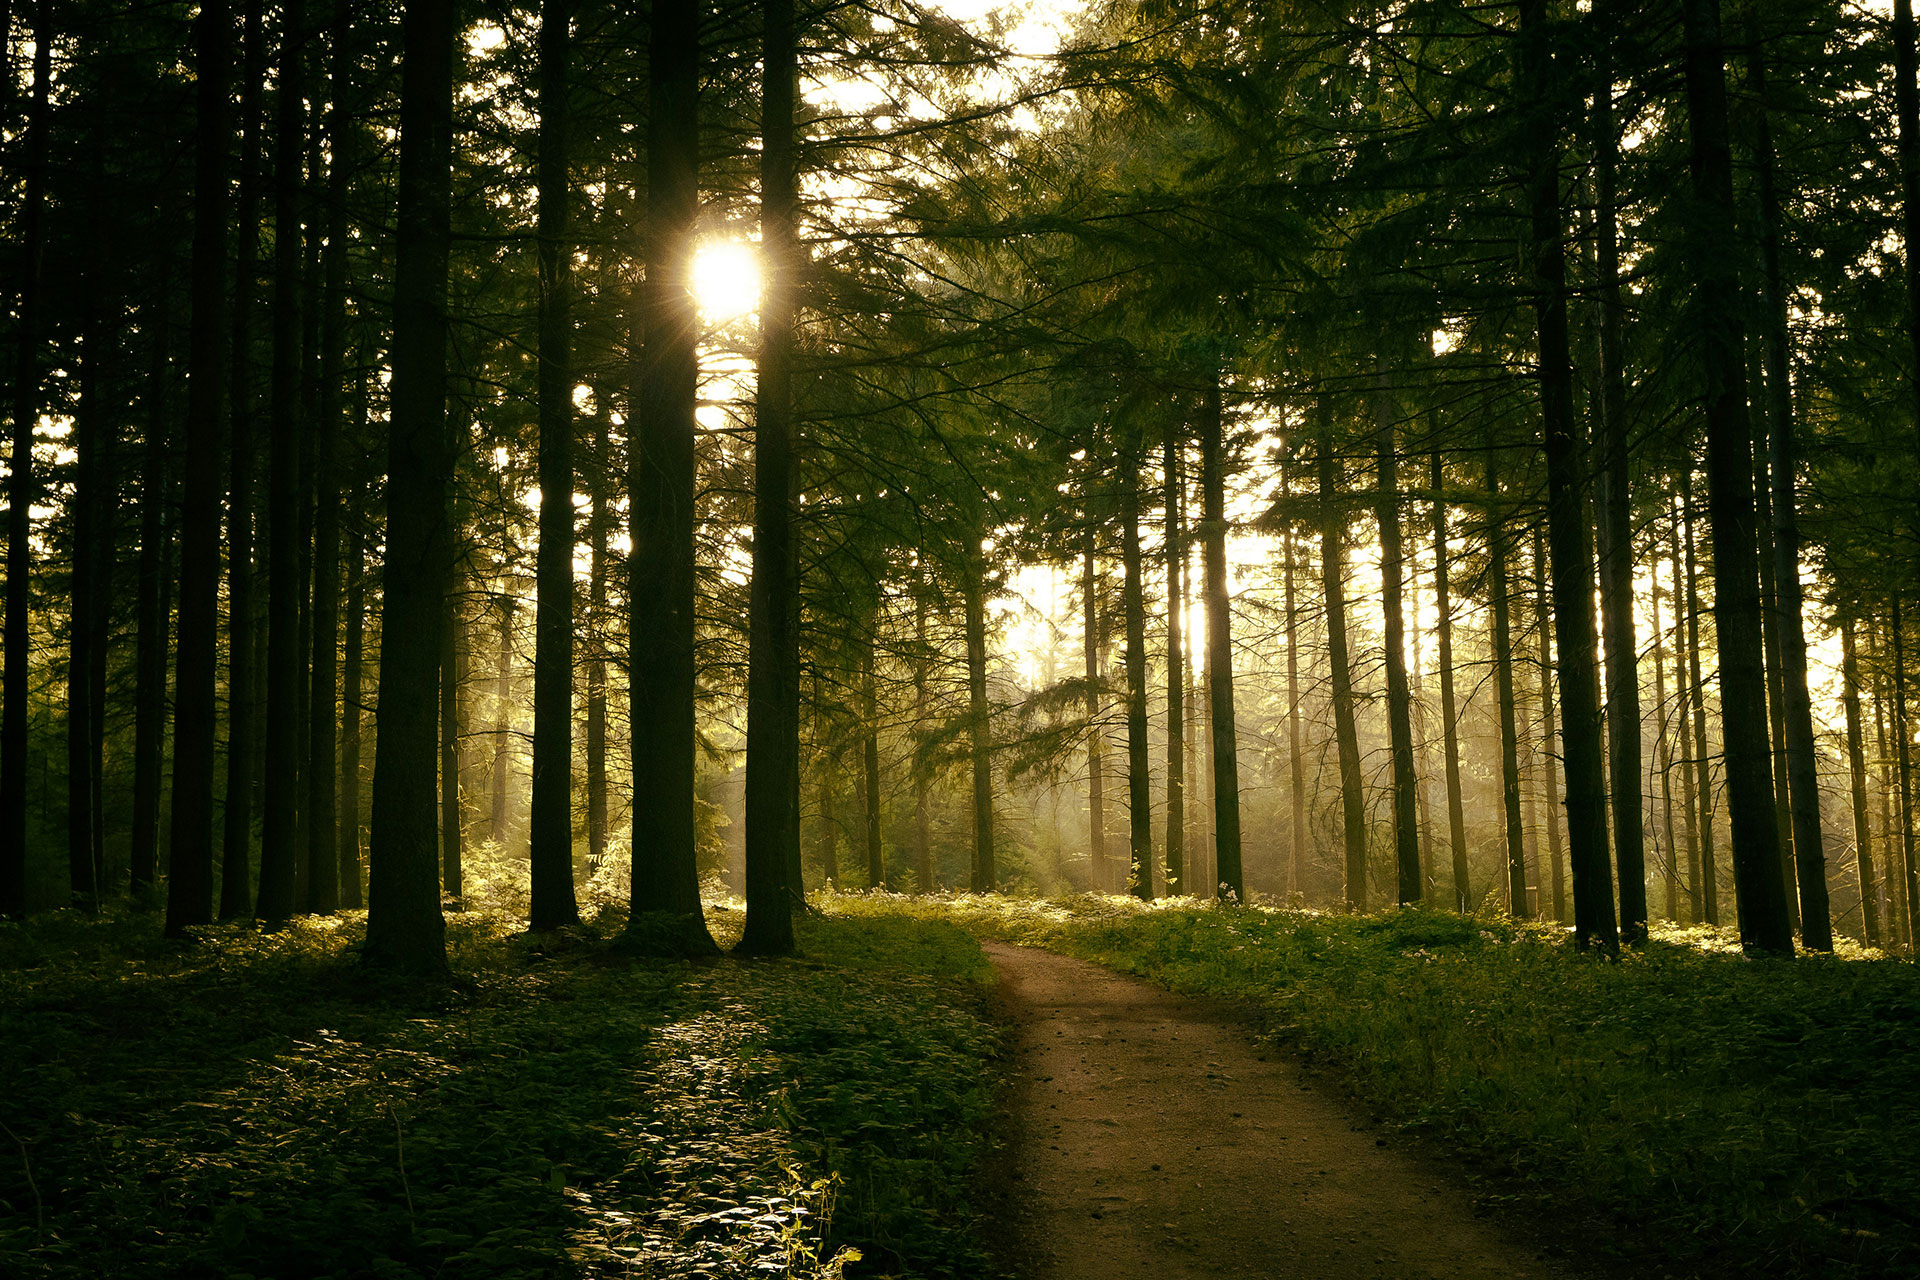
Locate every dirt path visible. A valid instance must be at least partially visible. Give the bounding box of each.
[983,941,1582,1280]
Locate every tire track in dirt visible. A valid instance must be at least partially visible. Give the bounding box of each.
[984,941,1584,1280]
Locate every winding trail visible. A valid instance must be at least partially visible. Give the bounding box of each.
[983,941,1583,1280]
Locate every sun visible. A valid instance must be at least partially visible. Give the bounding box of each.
[691,239,761,324]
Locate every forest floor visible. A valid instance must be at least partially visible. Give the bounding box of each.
[832,892,1920,1280]
[981,940,1579,1280]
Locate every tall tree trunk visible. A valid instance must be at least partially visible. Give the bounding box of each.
[1286,517,1307,904]
[1894,1,1920,668]
[339,499,365,908]
[1670,491,1703,922]
[739,0,800,952]
[1753,407,1796,928]
[2,0,51,917]
[258,0,309,924]
[914,591,932,892]
[1373,378,1419,904]
[1201,379,1243,901]
[1164,428,1185,895]
[1652,549,1678,920]
[1747,37,1831,950]
[1537,527,1567,924]
[1120,438,1153,901]
[163,0,230,935]
[1843,620,1880,948]
[1482,449,1528,909]
[626,0,715,950]
[1681,466,1720,924]
[964,539,996,892]
[305,3,355,917]
[816,742,840,887]
[1317,406,1366,909]
[1680,0,1793,954]
[1592,12,1646,942]
[1488,453,1529,919]
[441,580,465,905]
[1522,0,1615,952]
[364,0,455,975]
[585,405,609,874]
[1431,451,1470,911]
[862,634,884,889]
[221,0,266,920]
[489,596,514,843]
[1895,602,1920,948]
[1875,625,1909,948]
[131,287,173,903]
[68,214,112,911]
[1083,527,1107,890]
[528,0,579,932]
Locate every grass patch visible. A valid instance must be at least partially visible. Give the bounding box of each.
[0,902,1000,1279]
[830,891,1920,1279]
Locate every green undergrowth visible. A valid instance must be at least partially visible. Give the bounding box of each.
[0,903,1000,1280]
[830,891,1920,1279]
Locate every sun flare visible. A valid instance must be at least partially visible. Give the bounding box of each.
[691,239,761,324]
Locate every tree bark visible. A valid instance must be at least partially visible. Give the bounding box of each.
[221,0,266,921]
[1431,451,1469,911]
[1164,427,1185,895]
[1874,625,1908,948]
[1746,35,1831,949]
[364,0,455,975]
[339,489,365,909]
[586,403,608,873]
[2,0,51,917]
[440,579,465,905]
[1536,528,1566,925]
[1681,466,1719,924]
[1121,437,1153,901]
[1842,620,1880,947]
[964,538,997,892]
[1522,0,1615,952]
[1487,453,1529,919]
[1652,547,1678,920]
[1316,405,1366,909]
[305,2,355,917]
[1753,407,1796,928]
[163,0,229,935]
[625,0,715,950]
[1895,601,1920,949]
[1592,13,1646,942]
[1894,0,1920,581]
[490,595,514,845]
[1669,491,1703,923]
[862,633,884,889]
[257,0,308,925]
[1680,0,1793,954]
[1083,527,1108,890]
[739,0,800,952]
[1285,506,1307,903]
[131,286,172,903]
[1373,378,1419,904]
[1201,379,1243,901]
[528,0,579,932]
[914,590,933,892]
[68,208,114,911]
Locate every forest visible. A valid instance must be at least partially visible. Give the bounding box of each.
[5,0,1920,1276]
